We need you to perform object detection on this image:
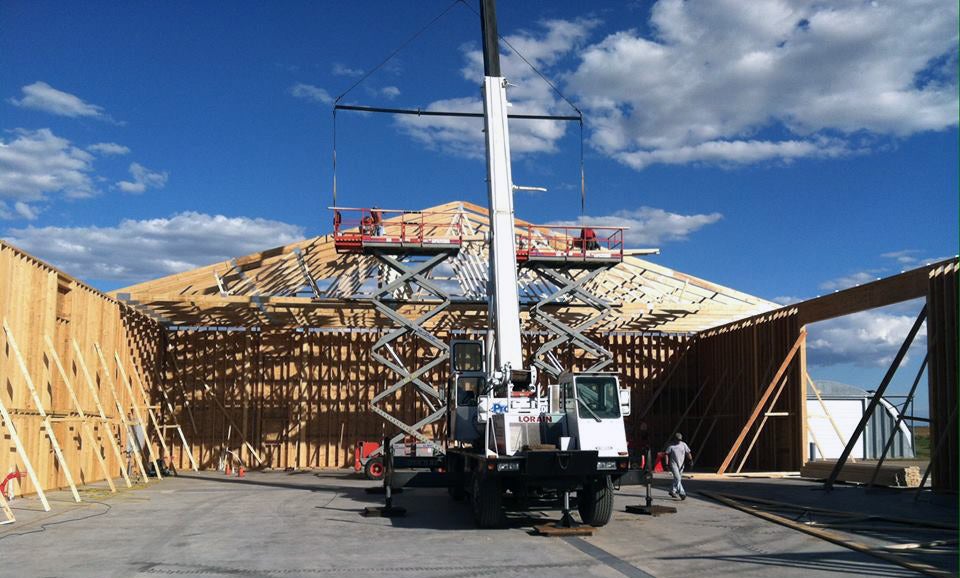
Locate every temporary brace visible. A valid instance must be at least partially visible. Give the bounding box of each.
[367,249,458,455]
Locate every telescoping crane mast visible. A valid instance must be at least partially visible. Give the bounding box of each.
[480,0,524,381]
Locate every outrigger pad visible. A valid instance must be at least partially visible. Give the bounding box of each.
[533,523,594,537]
[625,504,677,517]
[362,505,407,517]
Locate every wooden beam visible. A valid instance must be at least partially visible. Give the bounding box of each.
[44,336,116,493]
[72,339,133,488]
[795,261,951,325]
[702,492,953,578]
[717,329,806,475]
[133,356,198,471]
[2,321,81,503]
[94,343,149,484]
[115,352,163,480]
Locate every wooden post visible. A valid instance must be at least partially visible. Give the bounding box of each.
[0,488,14,524]
[71,339,132,488]
[201,383,264,465]
[114,352,162,480]
[126,362,173,469]
[717,329,806,475]
[0,379,50,510]
[45,336,116,492]
[806,373,847,449]
[93,342,149,483]
[2,321,81,503]
[138,355,199,471]
[735,370,791,473]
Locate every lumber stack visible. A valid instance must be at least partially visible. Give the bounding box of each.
[801,459,922,487]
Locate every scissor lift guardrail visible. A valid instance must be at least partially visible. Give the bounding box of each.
[517,224,625,378]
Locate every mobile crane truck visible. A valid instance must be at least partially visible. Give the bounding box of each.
[370,0,643,529]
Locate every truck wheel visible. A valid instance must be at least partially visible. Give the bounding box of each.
[577,475,614,526]
[471,474,503,528]
[363,457,385,481]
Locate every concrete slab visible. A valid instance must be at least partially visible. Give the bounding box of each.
[0,471,954,577]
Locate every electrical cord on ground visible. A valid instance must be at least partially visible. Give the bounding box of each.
[0,500,112,542]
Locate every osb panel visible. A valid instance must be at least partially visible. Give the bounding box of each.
[0,242,163,495]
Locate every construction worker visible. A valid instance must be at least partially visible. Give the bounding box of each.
[577,228,599,251]
[665,432,692,500]
[371,207,385,236]
[361,215,375,236]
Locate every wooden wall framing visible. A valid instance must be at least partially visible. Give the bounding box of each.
[0,241,164,496]
[2,237,955,492]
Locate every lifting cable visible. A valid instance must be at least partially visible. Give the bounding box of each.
[331,0,588,220]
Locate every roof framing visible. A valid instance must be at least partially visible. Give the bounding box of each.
[113,201,776,333]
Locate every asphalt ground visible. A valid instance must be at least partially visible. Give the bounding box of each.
[0,470,955,578]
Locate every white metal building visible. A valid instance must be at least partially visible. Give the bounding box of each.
[807,380,914,460]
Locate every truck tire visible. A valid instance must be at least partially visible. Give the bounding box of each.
[471,474,503,528]
[363,457,385,481]
[577,475,614,526]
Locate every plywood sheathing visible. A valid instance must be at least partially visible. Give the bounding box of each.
[0,240,165,495]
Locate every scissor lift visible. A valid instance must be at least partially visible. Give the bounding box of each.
[516,224,625,378]
[332,207,462,456]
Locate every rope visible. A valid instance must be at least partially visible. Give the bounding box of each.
[331,0,463,209]
[458,0,587,221]
[333,0,463,105]
[331,0,590,218]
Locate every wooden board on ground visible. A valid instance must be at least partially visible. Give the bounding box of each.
[801,459,922,487]
[625,504,677,516]
[533,523,594,536]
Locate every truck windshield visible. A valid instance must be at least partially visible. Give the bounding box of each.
[575,376,621,419]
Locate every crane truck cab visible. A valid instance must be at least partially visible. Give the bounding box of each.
[554,372,631,457]
[446,340,634,528]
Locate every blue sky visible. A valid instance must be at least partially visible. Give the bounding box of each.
[2,1,957,412]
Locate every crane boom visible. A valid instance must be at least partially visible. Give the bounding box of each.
[480,0,524,374]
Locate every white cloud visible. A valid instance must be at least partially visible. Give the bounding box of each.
[116,162,168,194]
[772,295,801,306]
[615,138,850,170]
[332,63,364,77]
[547,206,721,246]
[290,83,333,105]
[0,128,97,201]
[396,18,598,158]
[566,0,959,170]
[819,270,884,291]
[9,81,109,119]
[88,142,130,156]
[807,302,926,368]
[381,86,401,100]
[13,202,40,220]
[5,212,306,283]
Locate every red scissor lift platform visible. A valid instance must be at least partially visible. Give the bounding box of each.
[515,224,624,265]
[332,207,463,254]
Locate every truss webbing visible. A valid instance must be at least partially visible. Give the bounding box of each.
[526,264,617,378]
[366,251,455,453]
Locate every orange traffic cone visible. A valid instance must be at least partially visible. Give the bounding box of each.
[225,461,232,476]
[237,465,245,478]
